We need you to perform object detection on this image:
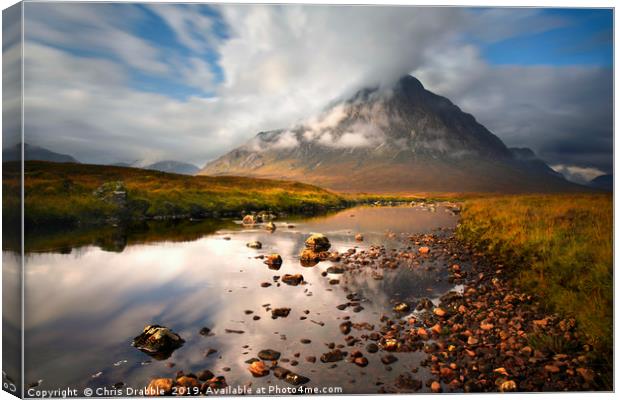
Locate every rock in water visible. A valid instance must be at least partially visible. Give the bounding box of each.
[285,373,310,386]
[247,241,262,249]
[146,378,174,396]
[299,249,321,266]
[264,254,283,269]
[242,215,255,225]
[258,349,281,361]
[320,349,344,363]
[282,274,304,285]
[393,303,410,312]
[271,308,291,319]
[304,233,331,252]
[132,325,184,360]
[326,266,345,274]
[355,234,364,242]
[248,361,269,377]
[265,221,276,232]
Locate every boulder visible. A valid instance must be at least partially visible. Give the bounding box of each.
[418,246,430,254]
[258,349,281,361]
[146,378,173,396]
[285,373,310,386]
[264,254,283,269]
[282,274,304,286]
[265,221,276,232]
[248,361,269,377]
[304,233,331,252]
[246,241,262,249]
[132,325,184,360]
[320,349,344,363]
[393,303,410,312]
[299,249,320,266]
[242,215,255,225]
[271,308,291,319]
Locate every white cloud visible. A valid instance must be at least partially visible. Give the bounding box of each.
[270,130,299,149]
[16,3,612,174]
[146,4,220,54]
[551,164,606,184]
[414,45,613,172]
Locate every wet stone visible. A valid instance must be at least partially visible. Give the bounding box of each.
[366,343,379,353]
[197,370,214,381]
[264,254,283,269]
[326,266,345,274]
[131,325,185,360]
[282,274,304,286]
[285,373,310,386]
[273,367,291,379]
[248,361,269,377]
[271,308,291,319]
[381,354,398,365]
[321,349,345,363]
[258,349,281,361]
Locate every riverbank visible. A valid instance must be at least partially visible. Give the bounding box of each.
[4,161,452,230]
[3,161,350,227]
[456,194,612,387]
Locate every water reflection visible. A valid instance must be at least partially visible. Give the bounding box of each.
[18,205,458,394]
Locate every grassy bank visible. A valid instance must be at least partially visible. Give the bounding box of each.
[456,194,612,369]
[3,161,348,226]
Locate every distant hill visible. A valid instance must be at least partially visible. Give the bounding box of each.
[144,160,199,175]
[201,75,586,193]
[111,160,199,175]
[3,143,78,163]
[589,174,612,191]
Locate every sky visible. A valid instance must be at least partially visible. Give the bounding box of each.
[4,3,613,182]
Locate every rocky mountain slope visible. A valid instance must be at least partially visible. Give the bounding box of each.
[201,75,585,193]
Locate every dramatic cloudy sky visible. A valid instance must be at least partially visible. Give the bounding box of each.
[5,3,613,181]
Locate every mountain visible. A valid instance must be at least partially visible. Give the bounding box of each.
[111,160,199,175]
[144,161,199,175]
[589,174,612,191]
[200,75,586,193]
[3,143,78,163]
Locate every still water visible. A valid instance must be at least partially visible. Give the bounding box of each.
[16,205,459,395]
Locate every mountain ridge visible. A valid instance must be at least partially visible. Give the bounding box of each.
[200,75,586,193]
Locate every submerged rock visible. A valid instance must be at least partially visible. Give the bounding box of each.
[326,266,345,274]
[132,325,184,360]
[247,241,262,249]
[305,233,331,252]
[265,221,276,232]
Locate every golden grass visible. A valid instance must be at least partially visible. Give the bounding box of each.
[2,161,348,226]
[456,194,612,366]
